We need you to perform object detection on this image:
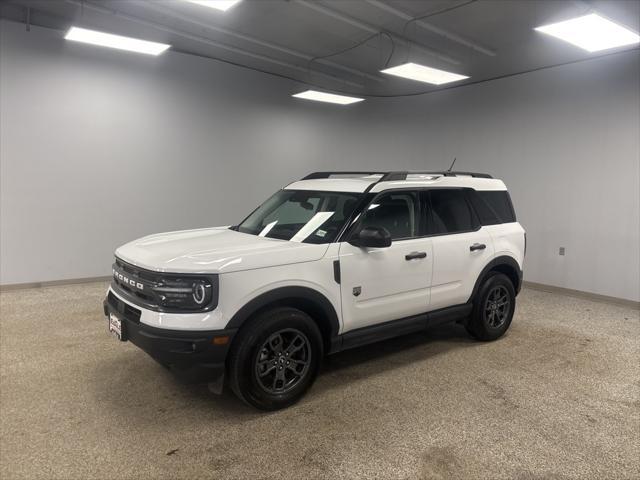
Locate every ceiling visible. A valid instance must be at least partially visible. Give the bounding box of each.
[2,0,639,96]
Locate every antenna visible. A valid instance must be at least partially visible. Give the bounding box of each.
[447,157,457,172]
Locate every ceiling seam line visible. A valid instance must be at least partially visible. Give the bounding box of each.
[365,0,497,57]
[62,0,364,89]
[142,1,384,82]
[5,16,366,94]
[292,0,461,66]
[298,46,640,98]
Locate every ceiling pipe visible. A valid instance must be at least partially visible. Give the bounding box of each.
[63,0,364,89]
[365,0,497,57]
[293,0,461,66]
[297,0,379,33]
[144,2,384,82]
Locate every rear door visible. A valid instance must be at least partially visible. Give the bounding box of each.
[426,189,494,310]
[338,190,433,333]
[468,189,525,267]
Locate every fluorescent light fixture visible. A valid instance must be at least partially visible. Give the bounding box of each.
[292,90,364,105]
[535,13,639,52]
[380,62,469,85]
[65,27,170,55]
[184,0,242,11]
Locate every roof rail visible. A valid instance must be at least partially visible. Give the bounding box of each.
[299,172,495,194]
[301,171,493,182]
[382,171,493,180]
[301,171,386,180]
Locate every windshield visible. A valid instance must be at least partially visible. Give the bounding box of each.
[237,190,361,244]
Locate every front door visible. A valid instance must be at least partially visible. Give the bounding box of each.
[338,191,433,333]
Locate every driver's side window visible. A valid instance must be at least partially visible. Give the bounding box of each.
[359,192,418,240]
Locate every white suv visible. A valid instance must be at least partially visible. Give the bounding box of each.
[104,171,525,410]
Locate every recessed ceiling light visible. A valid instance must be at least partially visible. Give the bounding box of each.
[184,0,243,11]
[292,90,364,105]
[65,27,170,55]
[380,63,469,85]
[535,13,640,52]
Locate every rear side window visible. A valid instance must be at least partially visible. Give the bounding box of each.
[427,189,476,234]
[476,191,516,224]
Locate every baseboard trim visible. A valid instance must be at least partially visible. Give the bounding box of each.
[0,276,111,292]
[523,281,639,310]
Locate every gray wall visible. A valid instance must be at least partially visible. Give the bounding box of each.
[0,20,396,285]
[1,20,639,301]
[365,54,640,302]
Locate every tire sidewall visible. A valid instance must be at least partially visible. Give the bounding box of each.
[232,308,323,410]
[472,273,516,340]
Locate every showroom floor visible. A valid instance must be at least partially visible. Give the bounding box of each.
[1,283,638,480]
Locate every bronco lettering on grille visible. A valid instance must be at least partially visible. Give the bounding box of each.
[113,269,144,291]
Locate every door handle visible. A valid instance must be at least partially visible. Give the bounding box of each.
[470,243,486,252]
[405,251,427,260]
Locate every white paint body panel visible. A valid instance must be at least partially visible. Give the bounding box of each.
[108,244,341,331]
[222,243,342,333]
[486,222,526,270]
[429,228,495,310]
[108,175,525,334]
[338,238,433,331]
[115,227,329,274]
[286,178,376,193]
[370,177,507,193]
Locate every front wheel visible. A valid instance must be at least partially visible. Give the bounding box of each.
[227,307,323,410]
[466,273,516,341]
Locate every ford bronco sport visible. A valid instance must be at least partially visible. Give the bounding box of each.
[104,171,525,410]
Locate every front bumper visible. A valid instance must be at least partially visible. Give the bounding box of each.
[103,291,236,384]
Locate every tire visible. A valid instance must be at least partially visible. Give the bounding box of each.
[227,307,323,411]
[466,272,516,341]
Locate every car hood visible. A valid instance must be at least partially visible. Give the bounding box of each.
[115,227,329,274]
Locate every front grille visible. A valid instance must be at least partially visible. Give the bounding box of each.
[112,258,164,310]
[115,258,161,283]
[113,258,158,305]
[107,291,141,323]
[111,257,219,313]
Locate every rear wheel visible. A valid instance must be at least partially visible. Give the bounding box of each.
[466,273,515,341]
[228,307,323,410]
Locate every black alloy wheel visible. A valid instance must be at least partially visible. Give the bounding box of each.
[254,329,311,394]
[484,285,511,329]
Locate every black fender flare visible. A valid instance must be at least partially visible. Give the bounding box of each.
[225,286,341,338]
[467,255,523,303]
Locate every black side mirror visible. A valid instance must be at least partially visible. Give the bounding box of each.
[350,226,392,248]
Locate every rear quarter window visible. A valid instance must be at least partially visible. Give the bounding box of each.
[472,191,516,224]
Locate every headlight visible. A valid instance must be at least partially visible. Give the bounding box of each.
[153,278,215,311]
[192,282,207,305]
